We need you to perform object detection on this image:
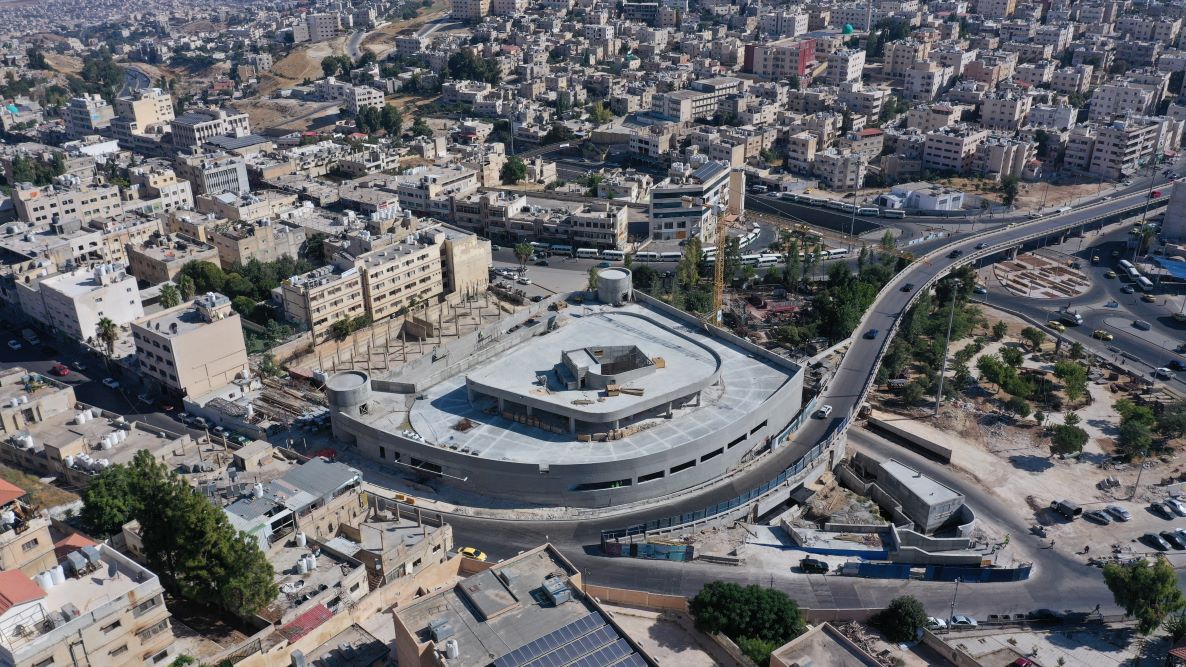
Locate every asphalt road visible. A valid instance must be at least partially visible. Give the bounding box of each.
[346,30,367,60]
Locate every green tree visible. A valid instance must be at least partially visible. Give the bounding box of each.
[586,266,599,292]
[1020,326,1045,351]
[159,283,181,309]
[231,296,256,316]
[1165,614,1186,643]
[1050,424,1088,456]
[874,596,929,643]
[380,104,403,135]
[1005,395,1032,419]
[1053,360,1088,402]
[410,116,432,137]
[879,230,897,252]
[991,320,1008,340]
[1158,402,1186,440]
[179,260,226,294]
[689,581,805,659]
[1103,558,1186,634]
[590,101,614,124]
[96,317,118,359]
[80,464,139,535]
[513,242,533,269]
[501,156,527,184]
[1118,420,1154,460]
[1000,175,1020,207]
[1000,346,1025,368]
[177,275,196,301]
[1069,341,1085,359]
[901,380,927,406]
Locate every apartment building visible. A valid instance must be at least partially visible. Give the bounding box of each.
[126,234,221,285]
[38,263,144,343]
[923,126,989,174]
[838,128,886,161]
[394,165,481,220]
[196,189,299,223]
[629,123,678,159]
[650,77,745,122]
[981,93,1033,131]
[170,108,251,150]
[0,478,56,576]
[114,88,175,129]
[11,179,122,226]
[313,77,385,114]
[1050,64,1093,94]
[87,213,162,265]
[1063,126,1098,173]
[1089,81,1158,121]
[211,219,306,269]
[648,160,736,242]
[0,544,175,667]
[1026,104,1077,130]
[174,152,250,196]
[746,37,816,78]
[127,165,194,214]
[885,40,931,78]
[903,61,951,102]
[825,49,865,85]
[63,94,115,139]
[306,12,343,41]
[974,137,1035,180]
[282,264,366,343]
[1087,117,1163,180]
[132,292,248,398]
[785,131,818,174]
[567,203,630,249]
[838,82,890,118]
[814,149,867,190]
[907,103,962,133]
[355,235,445,323]
[452,0,490,20]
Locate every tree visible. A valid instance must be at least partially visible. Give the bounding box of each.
[179,260,226,294]
[80,464,139,535]
[874,596,928,643]
[1118,420,1154,460]
[1159,402,1186,440]
[1050,424,1088,456]
[96,317,118,359]
[1000,175,1020,207]
[231,296,256,316]
[1104,558,1185,634]
[1166,614,1186,643]
[991,320,1008,340]
[1020,326,1046,351]
[689,581,805,664]
[1069,341,1085,359]
[513,242,533,269]
[410,117,432,137]
[590,101,614,124]
[501,156,527,184]
[380,104,403,135]
[586,266,599,292]
[159,283,181,309]
[177,275,196,301]
[1004,395,1031,419]
[1000,346,1025,368]
[879,230,896,252]
[1053,360,1087,402]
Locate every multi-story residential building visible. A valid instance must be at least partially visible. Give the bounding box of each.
[838,128,885,161]
[906,103,963,133]
[124,165,194,215]
[196,189,298,223]
[747,37,816,78]
[974,136,1036,180]
[394,165,481,220]
[170,108,251,150]
[976,0,1015,18]
[629,123,678,160]
[63,94,115,139]
[11,179,122,226]
[0,478,56,576]
[126,234,221,285]
[87,213,162,265]
[38,263,144,343]
[814,148,867,190]
[1087,117,1163,180]
[837,82,890,118]
[211,219,306,269]
[923,126,989,173]
[825,49,865,85]
[1050,64,1094,94]
[132,292,248,398]
[313,77,385,114]
[885,40,931,78]
[785,130,818,174]
[1026,104,1077,130]
[1090,81,1158,121]
[981,92,1033,131]
[1063,126,1098,173]
[282,263,366,343]
[114,88,174,129]
[759,9,808,37]
[0,543,175,667]
[306,12,343,41]
[452,0,490,20]
[651,77,745,122]
[648,160,738,243]
[903,61,951,102]
[174,152,250,196]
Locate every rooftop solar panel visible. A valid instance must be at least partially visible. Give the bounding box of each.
[492,613,607,667]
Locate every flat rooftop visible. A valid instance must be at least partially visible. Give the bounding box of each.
[264,538,360,624]
[881,459,963,505]
[370,301,794,465]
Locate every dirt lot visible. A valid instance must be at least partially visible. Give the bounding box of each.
[0,464,78,509]
[258,37,346,94]
[232,98,341,133]
[360,4,450,57]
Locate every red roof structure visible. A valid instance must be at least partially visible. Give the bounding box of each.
[0,570,45,614]
[278,604,332,642]
[0,478,24,506]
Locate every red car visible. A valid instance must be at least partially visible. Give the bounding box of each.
[1152,190,1163,198]
[49,364,69,377]
[1011,659,1035,667]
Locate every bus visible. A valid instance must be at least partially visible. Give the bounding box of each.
[804,197,826,206]
[635,251,661,261]
[1118,259,1140,280]
[838,202,858,213]
[530,241,549,250]
[827,248,850,259]
[549,244,573,255]
[601,249,625,261]
[1136,276,1154,291]
[741,254,762,266]
[880,210,906,219]
[857,207,879,216]
[757,254,781,267]
[576,248,599,258]
[659,251,682,262]
[825,200,848,211]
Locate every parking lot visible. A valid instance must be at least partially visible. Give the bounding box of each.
[1038,489,1186,567]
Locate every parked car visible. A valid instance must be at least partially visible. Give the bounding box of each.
[49,364,70,377]
[1142,293,1157,303]
[815,405,833,419]
[1083,510,1111,525]
[1027,609,1064,622]
[1092,330,1114,341]
[799,557,829,574]
[6,340,21,350]
[517,276,533,285]
[596,261,612,268]
[1162,531,1186,550]
[1151,502,1175,519]
[1143,533,1172,550]
[1104,270,1118,278]
[949,615,978,627]
[1121,285,1135,294]
[101,378,120,389]
[1165,497,1186,516]
[1105,505,1132,521]
[926,617,947,630]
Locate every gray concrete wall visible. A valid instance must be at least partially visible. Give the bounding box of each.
[865,415,953,462]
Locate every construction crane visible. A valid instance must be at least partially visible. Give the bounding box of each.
[711,207,743,326]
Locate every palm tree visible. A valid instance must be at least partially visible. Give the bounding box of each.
[513,243,533,270]
[96,317,118,367]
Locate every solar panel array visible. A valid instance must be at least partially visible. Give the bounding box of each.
[491,612,645,667]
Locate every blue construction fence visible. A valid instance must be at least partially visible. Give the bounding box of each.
[854,562,1032,582]
[601,541,694,561]
[600,416,847,544]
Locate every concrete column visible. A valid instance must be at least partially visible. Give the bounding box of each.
[467,386,475,402]
[569,416,576,433]
[1008,246,1019,260]
[612,419,619,429]
[526,405,533,416]
[666,401,673,417]
[498,397,505,412]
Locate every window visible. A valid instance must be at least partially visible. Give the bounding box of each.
[133,595,160,617]
[638,470,665,483]
[378,446,386,459]
[150,649,170,663]
[21,537,39,552]
[32,658,53,667]
[727,434,746,449]
[749,420,768,436]
[101,620,122,633]
[109,645,128,657]
[137,619,169,641]
[670,459,696,474]
[700,448,724,463]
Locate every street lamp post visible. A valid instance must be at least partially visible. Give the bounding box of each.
[933,279,961,416]
[949,577,962,623]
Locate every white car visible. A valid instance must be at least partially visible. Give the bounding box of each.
[1155,367,1176,380]
[1166,497,1186,517]
[101,378,120,389]
[6,340,20,350]
[949,615,978,627]
[815,405,833,419]
[516,276,533,285]
[926,616,947,630]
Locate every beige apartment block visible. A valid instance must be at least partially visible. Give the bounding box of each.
[211,219,306,269]
[132,292,249,398]
[282,265,367,344]
[126,234,220,285]
[114,88,174,128]
[0,478,56,577]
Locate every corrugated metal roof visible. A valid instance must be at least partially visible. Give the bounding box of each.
[280,457,361,501]
[690,161,727,183]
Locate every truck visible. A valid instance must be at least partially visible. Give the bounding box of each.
[21,329,40,346]
[1050,499,1083,519]
[1058,310,1083,326]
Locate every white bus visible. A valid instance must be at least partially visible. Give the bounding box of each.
[827,248,850,259]
[549,244,573,255]
[825,200,847,211]
[741,253,762,266]
[858,207,879,216]
[1118,259,1140,280]
[880,210,906,219]
[635,251,661,261]
[659,251,682,262]
[576,248,600,258]
[1136,276,1154,291]
[601,250,625,261]
[530,241,549,249]
[757,254,781,267]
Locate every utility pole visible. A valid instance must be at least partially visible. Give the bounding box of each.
[1133,154,1160,263]
[933,279,960,416]
[949,577,962,622]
